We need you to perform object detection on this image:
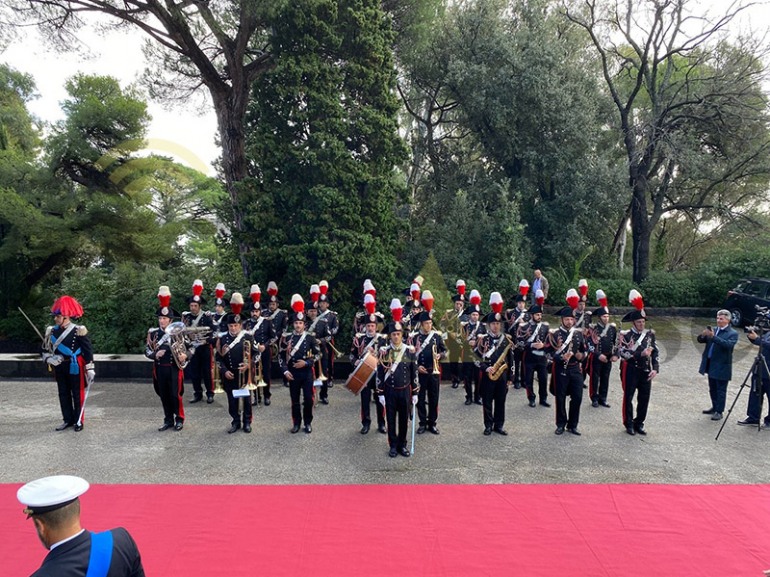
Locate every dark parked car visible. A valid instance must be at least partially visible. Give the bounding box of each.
[723,278,770,327]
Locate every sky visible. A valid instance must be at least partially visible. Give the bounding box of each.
[1,0,768,178]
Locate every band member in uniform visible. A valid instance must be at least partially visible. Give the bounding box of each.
[618,290,659,436]
[404,283,423,333]
[244,284,274,406]
[521,290,550,408]
[279,295,321,434]
[316,282,339,388]
[411,290,446,435]
[462,296,485,405]
[505,282,530,389]
[265,281,288,387]
[353,280,378,334]
[574,280,592,388]
[212,283,228,331]
[587,290,618,408]
[305,302,332,404]
[42,296,94,432]
[145,288,187,432]
[350,302,386,434]
[376,319,419,457]
[550,293,587,436]
[216,303,255,434]
[475,293,513,435]
[183,280,215,404]
[440,281,467,389]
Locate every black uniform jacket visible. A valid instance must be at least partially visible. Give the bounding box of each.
[31,528,144,577]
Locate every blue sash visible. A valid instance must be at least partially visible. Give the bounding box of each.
[52,337,81,375]
[86,530,113,577]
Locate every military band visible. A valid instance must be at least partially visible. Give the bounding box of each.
[32,277,670,454]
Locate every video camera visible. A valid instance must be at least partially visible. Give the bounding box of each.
[745,305,770,334]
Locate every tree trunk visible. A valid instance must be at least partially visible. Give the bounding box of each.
[629,173,651,283]
[212,89,252,280]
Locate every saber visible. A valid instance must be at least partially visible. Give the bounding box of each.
[76,383,91,427]
[18,307,46,343]
[410,400,416,456]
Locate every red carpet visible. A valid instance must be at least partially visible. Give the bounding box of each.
[5,484,770,576]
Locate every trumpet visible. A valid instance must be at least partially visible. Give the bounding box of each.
[324,337,344,359]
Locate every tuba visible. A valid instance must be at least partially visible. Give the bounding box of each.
[165,322,191,369]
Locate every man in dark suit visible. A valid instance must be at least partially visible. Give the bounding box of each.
[17,475,145,576]
[697,309,738,421]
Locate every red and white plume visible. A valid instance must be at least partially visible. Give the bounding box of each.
[363,279,376,297]
[52,295,84,317]
[250,284,261,304]
[267,281,278,297]
[319,280,329,295]
[629,289,644,311]
[596,289,608,308]
[390,298,403,322]
[310,284,320,303]
[192,279,204,297]
[410,283,421,303]
[158,286,171,308]
[421,290,434,313]
[469,289,481,306]
[518,279,530,297]
[578,279,588,298]
[413,275,424,287]
[566,288,580,309]
[455,279,466,296]
[230,292,244,315]
[364,293,376,315]
[215,283,226,299]
[291,294,305,314]
[535,289,544,306]
[489,292,504,314]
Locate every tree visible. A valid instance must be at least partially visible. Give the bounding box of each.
[243,0,407,307]
[564,0,770,282]
[405,0,623,273]
[6,0,276,278]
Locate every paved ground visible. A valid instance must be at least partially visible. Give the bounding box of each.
[1,316,768,486]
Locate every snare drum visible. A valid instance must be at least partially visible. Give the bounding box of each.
[345,350,377,395]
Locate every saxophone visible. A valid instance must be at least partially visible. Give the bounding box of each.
[489,335,513,381]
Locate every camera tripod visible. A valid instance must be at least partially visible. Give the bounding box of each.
[716,334,770,440]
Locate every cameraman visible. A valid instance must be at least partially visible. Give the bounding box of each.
[737,324,770,427]
[697,310,738,421]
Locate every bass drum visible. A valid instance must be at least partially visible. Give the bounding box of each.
[344,350,377,395]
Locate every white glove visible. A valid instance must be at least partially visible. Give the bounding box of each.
[86,369,95,387]
[378,395,386,406]
[45,354,62,366]
[412,395,418,405]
